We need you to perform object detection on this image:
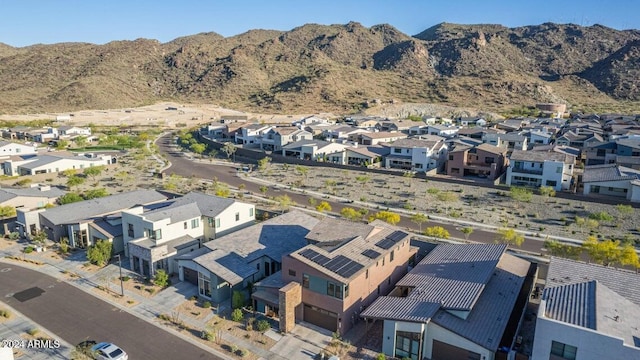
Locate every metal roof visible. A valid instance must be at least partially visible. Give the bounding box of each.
[41,189,167,225]
[547,257,640,306]
[543,280,596,329]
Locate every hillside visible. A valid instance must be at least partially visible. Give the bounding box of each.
[1,22,640,114]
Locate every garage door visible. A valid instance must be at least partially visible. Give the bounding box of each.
[303,304,337,332]
[183,268,198,285]
[432,340,481,360]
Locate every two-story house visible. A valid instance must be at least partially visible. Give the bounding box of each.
[482,133,529,152]
[531,258,640,360]
[261,127,312,151]
[584,136,640,166]
[57,126,92,137]
[581,164,640,202]
[426,125,459,138]
[177,210,319,302]
[359,132,408,146]
[124,192,255,278]
[361,244,534,360]
[0,140,37,158]
[235,124,273,147]
[282,140,349,163]
[384,136,448,172]
[446,143,508,180]
[273,218,416,335]
[506,149,575,191]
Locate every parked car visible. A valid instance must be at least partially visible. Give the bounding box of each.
[90,342,128,360]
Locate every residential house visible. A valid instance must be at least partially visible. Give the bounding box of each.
[359,132,407,146]
[200,123,229,140]
[482,133,529,152]
[275,218,416,335]
[457,128,504,140]
[2,127,30,140]
[531,258,640,360]
[235,124,274,147]
[345,145,388,167]
[446,143,508,179]
[282,140,349,163]
[261,127,312,151]
[384,136,448,172]
[584,136,640,166]
[361,244,534,360]
[124,192,255,278]
[615,155,640,170]
[376,119,412,132]
[426,125,459,138]
[0,140,37,157]
[177,210,319,302]
[2,153,114,176]
[581,164,640,202]
[17,189,168,250]
[556,131,604,152]
[57,126,91,137]
[408,124,429,136]
[296,115,332,126]
[33,128,58,143]
[506,149,575,191]
[0,184,65,210]
[349,116,386,129]
[324,126,369,142]
[456,117,487,127]
[527,129,554,146]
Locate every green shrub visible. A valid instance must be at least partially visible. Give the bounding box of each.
[27,328,39,336]
[237,348,248,357]
[232,290,244,309]
[231,308,243,322]
[256,319,270,332]
[121,276,131,282]
[0,309,10,318]
[589,211,614,222]
[153,269,169,288]
[23,246,34,254]
[202,301,212,309]
[376,354,386,360]
[201,330,214,341]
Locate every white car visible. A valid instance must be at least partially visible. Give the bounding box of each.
[90,342,128,360]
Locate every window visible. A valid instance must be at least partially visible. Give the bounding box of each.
[344,284,349,298]
[390,250,395,262]
[207,218,214,227]
[394,148,402,154]
[150,229,161,240]
[235,212,240,221]
[191,218,199,228]
[249,208,254,217]
[184,222,187,229]
[288,269,296,277]
[550,341,577,360]
[256,263,260,270]
[485,157,495,164]
[302,274,309,288]
[365,269,369,279]
[127,223,134,238]
[395,331,421,360]
[556,166,562,173]
[198,272,211,298]
[326,281,343,299]
[382,256,385,266]
[215,218,220,228]
[448,155,454,161]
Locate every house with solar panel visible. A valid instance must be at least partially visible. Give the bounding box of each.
[270,218,416,335]
[360,244,535,360]
[531,258,640,360]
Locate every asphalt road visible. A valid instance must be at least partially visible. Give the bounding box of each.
[158,134,549,256]
[0,264,214,359]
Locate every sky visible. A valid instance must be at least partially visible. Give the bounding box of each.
[1,0,638,47]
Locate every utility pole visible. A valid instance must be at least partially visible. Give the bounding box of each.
[115,254,124,296]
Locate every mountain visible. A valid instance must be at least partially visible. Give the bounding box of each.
[1,22,639,114]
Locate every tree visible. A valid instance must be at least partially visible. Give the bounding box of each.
[340,207,361,222]
[221,142,237,160]
[295,165,309,179]
[410,213,428,232]
[190,143,206,158]
[460,227,474,241]
[214,183,231,198]
[154,269,170,288]
[30,230,47,247]
[424,226,450,239]
[55,140,69,149]
[83,166,104,181]
[585,219,600,232]
[58,193,84,205]
[543,239,582,260]
[257,157,272,171]
[86,240,113,266]
[371,211,401,225]
[496,228,525,247]
[316,201,332,213]
[61,169,76,178]
[509,187,533,203]
[207,149,219,160]
[84,188,109,200]
[66,175,85,191]
[619,243,640,268]
[0,205,16,219]
[74,136,88,148]
[232,290,245,309]
[275,195,293,213]
[259,185,268,196]
[581,236,620,266]
[538,186,556,197]
[436,191,459,214]
[308,197,317,207]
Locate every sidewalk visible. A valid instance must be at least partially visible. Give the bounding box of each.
[0,241,338,360]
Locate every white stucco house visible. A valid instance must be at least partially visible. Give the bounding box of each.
[383,136,448,172]
[2,153,114,176]
[506,149,575,191]
[235,124,273,147]
[531,258,640,360]
[123,192,255,278]
[0,140,37,157]
[361,244,534,360]
[581,164,640,202]
[260,127,312,151]
[282,140,350,163]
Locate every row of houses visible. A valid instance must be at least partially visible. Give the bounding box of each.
[2,125,92,143]
[18,188,638,359]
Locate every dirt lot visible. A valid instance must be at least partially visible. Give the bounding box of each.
[0,101,337,127]
[255,164,640,242]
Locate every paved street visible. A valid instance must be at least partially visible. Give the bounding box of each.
[0,264,214,360]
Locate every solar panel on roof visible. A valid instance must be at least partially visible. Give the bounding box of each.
[312,254,331,266]
[325,255,351,272]
[375,238,394,250]
[362,249,381,259]
[299,248,319,259]
[388,231,407,242]
[337,262,364,278]
[376,231,407,249]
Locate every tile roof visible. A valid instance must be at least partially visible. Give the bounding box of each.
[41,189,167,225]
[361,244,530,351]
[509,149,574,163]
[0,186,66,202]
[581,164,640,183]
[17,154,106,170]
[387,136,445,149]
[476,143,507,155]
[194,211,319,284]
[89,219,122,238]
[141,192,236,224]
[361,132,407,139]
[282,139,331,150]
[546,257,640,306]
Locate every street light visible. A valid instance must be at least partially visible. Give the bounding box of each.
[114,254,124,296]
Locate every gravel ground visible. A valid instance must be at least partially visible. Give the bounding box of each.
[256,164,640,243]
